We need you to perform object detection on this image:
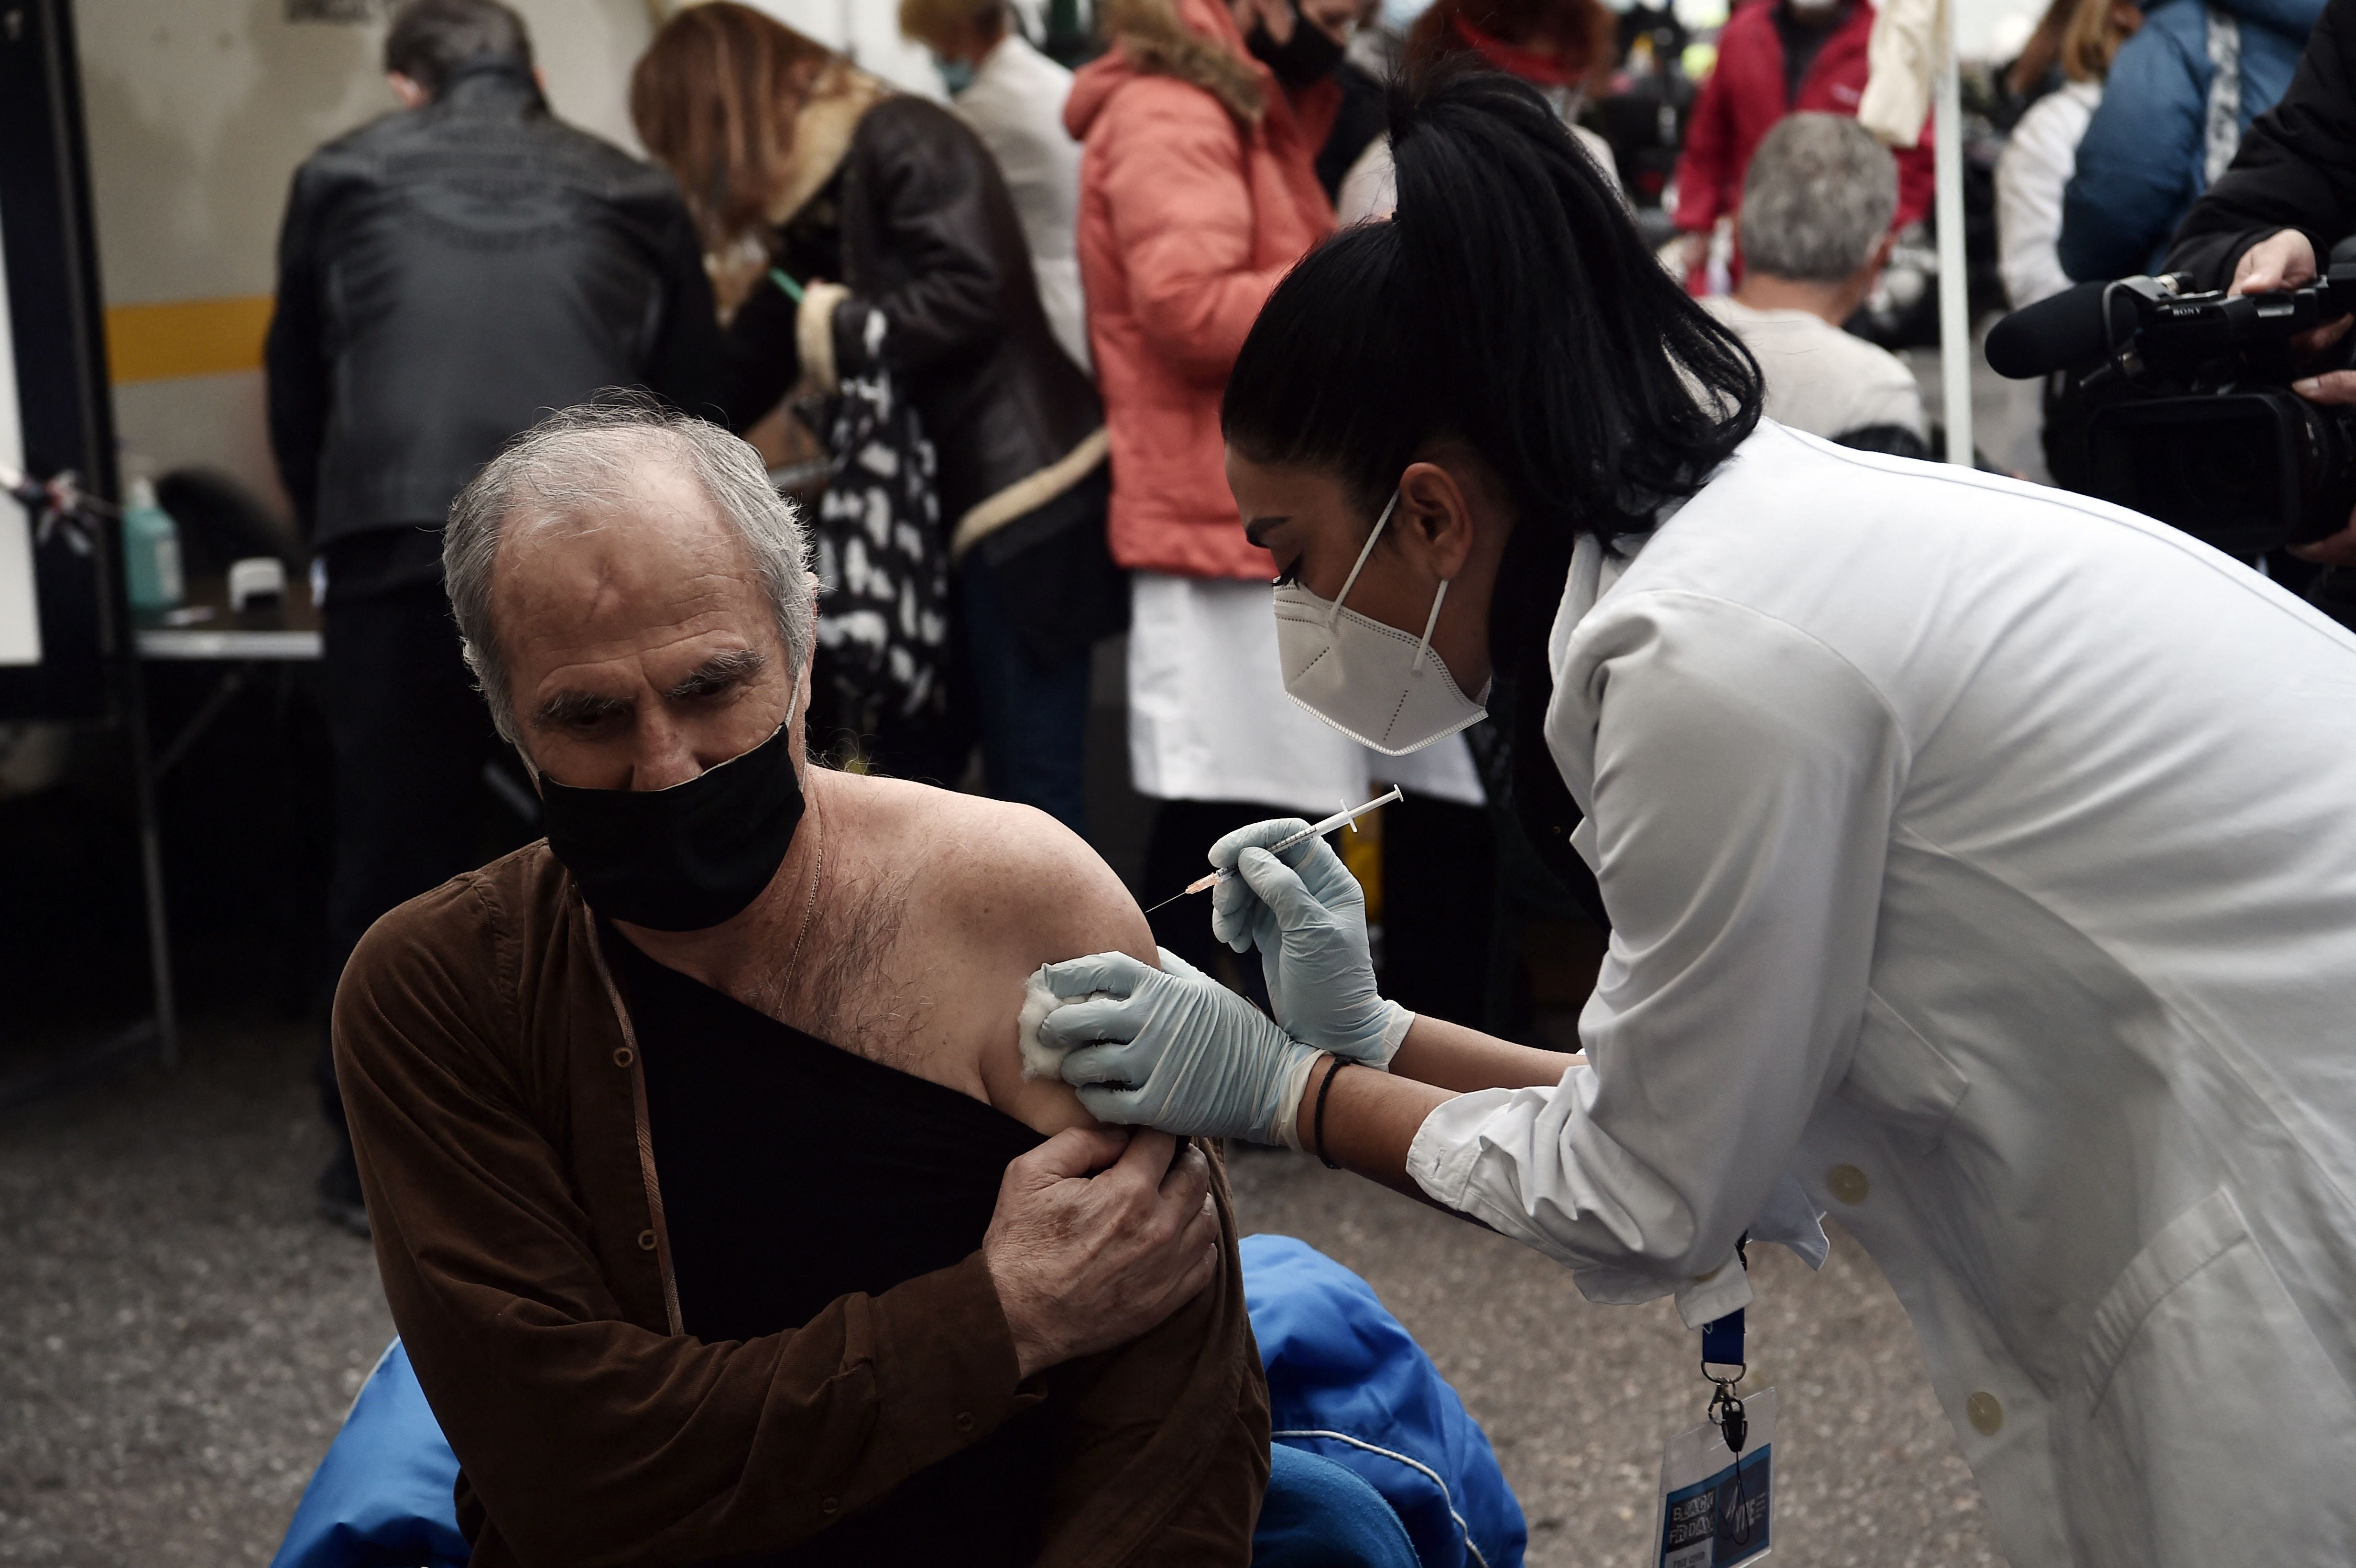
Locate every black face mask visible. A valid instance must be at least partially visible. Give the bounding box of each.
[539,724,805,932]
[1247,3,1346,87]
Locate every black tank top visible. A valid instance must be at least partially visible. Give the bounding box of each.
[605,929,1053,1568]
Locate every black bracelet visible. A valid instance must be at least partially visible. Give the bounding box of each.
[1313,1057,1349,1170]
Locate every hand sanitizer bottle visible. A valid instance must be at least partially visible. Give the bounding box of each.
[122,478,183,612]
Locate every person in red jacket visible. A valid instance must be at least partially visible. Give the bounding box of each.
[1671,0,1934,288]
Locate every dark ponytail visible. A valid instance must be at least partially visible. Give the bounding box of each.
[1221,62,1762,677]
[1222,63,1761,897]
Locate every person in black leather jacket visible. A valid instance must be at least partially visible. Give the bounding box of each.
[263,0,720,1235]
[632,3,1119,820]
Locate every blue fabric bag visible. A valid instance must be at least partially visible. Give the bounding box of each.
[1243,1234,1526,1568]
[269,1340,466,1568]
[272,1237,1521,1568]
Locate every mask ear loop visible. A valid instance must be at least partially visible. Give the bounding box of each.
[1410,578,1450,675]
[1327,491,1402,630]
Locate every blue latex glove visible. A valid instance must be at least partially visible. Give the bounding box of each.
[1208,820,1412,1069]
[1040,948,1322,1148]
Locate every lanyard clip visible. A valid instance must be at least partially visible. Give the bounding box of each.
[1698,1231,1751,1456]
[1708,1376,1748,1455]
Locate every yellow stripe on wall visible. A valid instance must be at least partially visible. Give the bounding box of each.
[106,295,275,384]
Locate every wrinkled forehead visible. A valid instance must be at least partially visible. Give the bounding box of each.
[489,450,774,656]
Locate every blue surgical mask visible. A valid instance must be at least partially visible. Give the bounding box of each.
[933,54,977,95]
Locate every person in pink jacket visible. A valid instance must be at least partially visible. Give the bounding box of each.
[1069,0,1491,981]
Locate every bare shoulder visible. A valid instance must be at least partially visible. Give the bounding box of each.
[858,775,1154,968]
[838,775,1153,1136]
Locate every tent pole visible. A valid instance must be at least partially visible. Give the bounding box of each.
[1934,1,1973,466]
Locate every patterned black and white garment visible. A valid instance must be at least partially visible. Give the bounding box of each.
[806,304,949,754]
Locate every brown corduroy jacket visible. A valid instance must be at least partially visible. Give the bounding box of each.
[333,843,1270,1568]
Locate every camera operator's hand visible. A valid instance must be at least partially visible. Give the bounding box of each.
[2231,229,2354,362]
[2231,229,2319,295]
[2232,229,2356,564]
[2281,363,2356,563]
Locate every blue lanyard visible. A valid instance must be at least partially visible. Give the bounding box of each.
[1700,1233,1750,1453]
[1701,1308,1745,1372]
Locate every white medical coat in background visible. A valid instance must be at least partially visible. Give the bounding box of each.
[949,33,1092,374]
[1406,422,2356,1566]
[1126,572,1485,815]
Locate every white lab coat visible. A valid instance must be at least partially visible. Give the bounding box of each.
[950,33,1092,374]
[1407,423,2356,1566]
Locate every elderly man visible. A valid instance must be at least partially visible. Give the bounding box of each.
[1702,112,1930,455]
[331,399,1268,1567]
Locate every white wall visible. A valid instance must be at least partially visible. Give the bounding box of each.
[76,0,942,522]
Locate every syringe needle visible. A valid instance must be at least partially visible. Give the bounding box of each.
[1136,788,1403,916]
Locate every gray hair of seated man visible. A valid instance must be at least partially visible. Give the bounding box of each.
[443,393,816,749]
[1738,113,1899,284]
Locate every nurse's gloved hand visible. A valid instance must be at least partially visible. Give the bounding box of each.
[1208,820,1411,1069]
[1040,948,1322,1149]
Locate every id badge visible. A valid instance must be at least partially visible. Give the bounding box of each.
[1652,1385,1776,1568]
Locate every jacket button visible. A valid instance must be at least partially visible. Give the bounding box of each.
[613,1045,635,1068]
[1826,1164,1870,1205]
[820,1496,840,1515]
[637,1229,657,1252]
[1967,1391,2003,1435]
[954,1411,976,1434]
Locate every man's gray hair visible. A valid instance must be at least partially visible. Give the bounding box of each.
[444,394,815,746]
[1739,113,1898,283]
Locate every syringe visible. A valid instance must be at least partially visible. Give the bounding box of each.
[1143,787,1403,915]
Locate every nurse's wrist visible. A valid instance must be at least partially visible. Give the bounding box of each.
[1272,1047,1323,1152]
[1369,1002,1414,1068]
[1290,1054,1341,1154]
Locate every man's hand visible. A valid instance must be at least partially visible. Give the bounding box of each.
[983,1126,1220,1382]
[2232,229,2356,564]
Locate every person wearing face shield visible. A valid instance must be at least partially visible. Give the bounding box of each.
[1033,67,2356,1566]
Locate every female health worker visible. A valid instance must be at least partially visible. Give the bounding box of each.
[1034,65,2356,1568]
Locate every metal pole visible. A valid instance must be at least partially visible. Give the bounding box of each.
[1934,0,1973,466]
[105,517,179,1068]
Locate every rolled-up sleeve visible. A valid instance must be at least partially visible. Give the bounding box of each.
[1407,592,1906,1325]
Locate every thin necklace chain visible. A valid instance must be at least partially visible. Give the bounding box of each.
[781,794,824,979]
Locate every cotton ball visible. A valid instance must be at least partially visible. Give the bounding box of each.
[1016,965,1113,1081]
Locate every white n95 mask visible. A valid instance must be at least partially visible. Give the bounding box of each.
[1273,492,1489,756]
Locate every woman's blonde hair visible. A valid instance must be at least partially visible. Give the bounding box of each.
[2060,0,2141,82]
[630,2,834,248]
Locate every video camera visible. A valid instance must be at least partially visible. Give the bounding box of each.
[1985,239,2356,556]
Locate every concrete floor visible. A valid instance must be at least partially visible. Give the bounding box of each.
[2,1014,2000,1568]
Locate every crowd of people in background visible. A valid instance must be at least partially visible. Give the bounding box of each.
[266,0,2346,1230]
